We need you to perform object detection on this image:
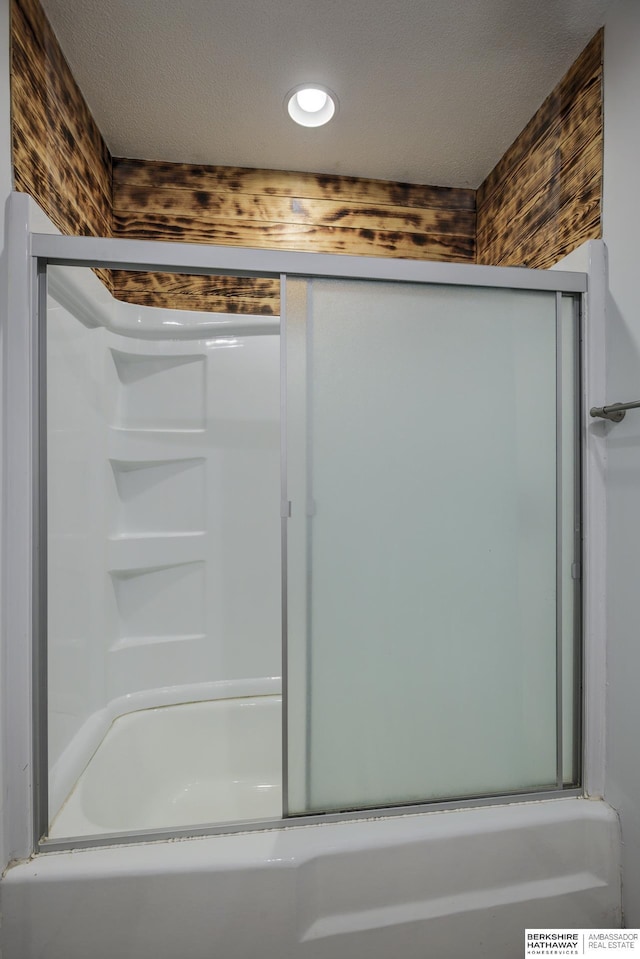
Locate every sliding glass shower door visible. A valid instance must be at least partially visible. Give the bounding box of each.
[284,278,579,816]
[27,225,584,852]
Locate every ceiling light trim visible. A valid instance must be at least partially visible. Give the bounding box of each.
[285,84,338,128]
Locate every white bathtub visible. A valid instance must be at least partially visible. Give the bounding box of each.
[2,798,621,959]
[2,684,620,958]
[4,683,624,959]
[49,694,282,838]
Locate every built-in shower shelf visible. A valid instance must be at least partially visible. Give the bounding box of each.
[109,426,206,435]
[107,428,206,463]
[109,632,207,652]
[109,561,206,645]
[109,349,206,431]
[107,533,206,571]
[109,559,204,578]
[109,531,205,540]
[109,456,206,537]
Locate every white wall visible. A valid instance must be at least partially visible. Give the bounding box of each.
[602,0,640,927]
[0,0,13,873]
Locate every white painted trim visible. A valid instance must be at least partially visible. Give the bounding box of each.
[2,193,36,861]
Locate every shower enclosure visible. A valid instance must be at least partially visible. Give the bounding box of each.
[19,219,584,850]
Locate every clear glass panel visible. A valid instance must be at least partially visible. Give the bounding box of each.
[44,264,282,840]
[285,277,578,815]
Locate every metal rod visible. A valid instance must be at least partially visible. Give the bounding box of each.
[589,400,640,422]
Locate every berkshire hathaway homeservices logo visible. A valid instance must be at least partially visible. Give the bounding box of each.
[525,930,640,956]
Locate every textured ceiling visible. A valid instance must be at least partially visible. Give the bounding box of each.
[39,0,611,188]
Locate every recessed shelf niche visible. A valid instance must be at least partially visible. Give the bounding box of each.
[109,458,206,537]
[109,349,206,430]
[109,561,206,645]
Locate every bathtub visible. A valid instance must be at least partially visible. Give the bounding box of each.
[3,685,624,959]
[3,689,623,958]
[2,797,621,959]
[49,694,282,838]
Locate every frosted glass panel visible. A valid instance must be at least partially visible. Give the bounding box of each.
[286,278,576,815]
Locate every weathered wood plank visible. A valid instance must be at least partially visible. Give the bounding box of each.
[111,290,276,315]
[13,0,111,181]
[13,114,111,237]
[478,136,602,267]
[13,157,110,239]
[113,183,475,238]
[112,211,475,262]
[11,0,113,240]
[13,150,110,240]
[113,158,476,213]
[477,79,600,239]
[482,168,601,270]
[477,108,602,261]
[112,156,477,277]
[476,29,602,268]
[111,272,279,316]
[477,94,601,256]
[111,271,278,298]
[11,25,112,219]
[478,29,602,211]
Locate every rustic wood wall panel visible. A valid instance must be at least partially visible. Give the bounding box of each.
[12,0,601,312]
[11,0,112,240]
[112,159,476,313]
[110,271,280,317]
[476,29,603,269]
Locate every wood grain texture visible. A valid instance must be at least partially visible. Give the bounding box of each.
[112,160,477,313]
[113,159,476,212]
[113,183,475,239]
[112,211,476,260]
[11,0,112,240]
[476,29,603,268]
[111,272,280,316]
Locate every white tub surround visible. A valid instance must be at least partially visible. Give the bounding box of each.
[47,264,279,339]
[45,255,281,821]
[1,799,621,959]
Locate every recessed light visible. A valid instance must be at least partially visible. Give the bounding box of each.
[296,88,327,113]
[286,85,338,128]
